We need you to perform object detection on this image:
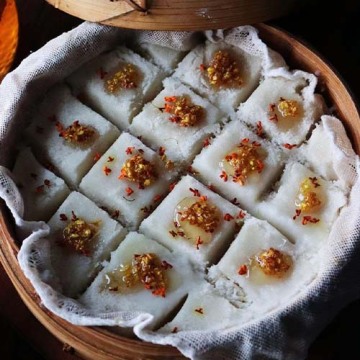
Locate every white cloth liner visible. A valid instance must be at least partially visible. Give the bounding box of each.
[0,22,359,359]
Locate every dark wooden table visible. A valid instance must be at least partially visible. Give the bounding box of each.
[1,0,360,359]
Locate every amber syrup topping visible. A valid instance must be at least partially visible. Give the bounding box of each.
[105,63,139,93]
[254,248,292,278]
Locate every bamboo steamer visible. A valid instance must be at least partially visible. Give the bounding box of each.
[46,0,301,30]
[0,23,359,359]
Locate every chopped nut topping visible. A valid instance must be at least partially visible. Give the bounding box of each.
[105,63,139,93]
[295,178,322,212]
[277,98,300,118]
[62,218,98,256]
[56,120,96,145]
[164,95,204,127]
[203,50,243,88]
[221,139,264,185]
[119,154,157,188]
[255,248,292,278]
[102,253,170,297]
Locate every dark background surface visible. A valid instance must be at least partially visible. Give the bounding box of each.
[2,0,360,359]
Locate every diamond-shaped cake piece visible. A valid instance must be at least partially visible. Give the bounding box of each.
[25,84,120,187]
[12,147,70,221]
[159,282,246,333]
[47,191,127,297]
[129,77,223,165]
[258,162,347,246]
[237,75,325,146]
[211,217,317,316]
[67,46,165,130]
[80,132,177,230]
[80,232,198,330]
[140,175,243,265]
[134,43,187,75]
[174,41,262,116]
[192,120,284,213]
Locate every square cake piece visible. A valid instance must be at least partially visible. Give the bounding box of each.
[80,232,198,330]
[67,46,165,130]
[173,41,262,116]
[237,74,325,145]
[129,77,223,165]
[79,132,177,230]
[258,162,347,246]
[134,43,186,75]
[25,84,120,187]
[140,175,243,265]
[210,217,318,315]
[11,147,70,221]
[47,191,127,298]
[192,120,284,213]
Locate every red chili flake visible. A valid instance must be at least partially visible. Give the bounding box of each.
[36,126,44,134]
[169,182,177,191]
[256,121,263,137]
[30,173,38,180]
[48,115,57,122]
[55,121,64,134]
[125,187,134,196]
[199,64,206,71]
[237,210,246,219]
[162,260,173,270]
[293,209,301,220]
[153,194,162,202]
[269,103,276,112]
[158,146,166,156]
[107,156,115,162]
[302,216,320,225]
[35,185,44,193]
[241,138,250,144]
[125,146,135,155]
[71,211,78,221]
[194,307,204,315]
[224,213,234,221]
[152,287,166,298]
[238,264,248,275]
[283,143,297,150]
[252,141,261,147]
[220,170,228,182]
[207,184,216,192]
[93,152,101,162]
[231,198,240,206]
[187,165,198,175]
[199,195,207,202]
[269,114,278,122]
[59,213,68,221]
[97,67,108,79]
[44,179,51,187]
[177,231,185,237]
[140,206,154,215]
[189,188,201,197]
[164,96,177,103]
[111,210,120,219]
[203,137,211,147]
[169,230,177,237]
[171,327,178,334]
[309,177,321,188]
[103,166,112,176]
[196,236,203,250]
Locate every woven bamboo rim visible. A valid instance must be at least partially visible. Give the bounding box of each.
[46,0,300,30]
[0,23,359,359]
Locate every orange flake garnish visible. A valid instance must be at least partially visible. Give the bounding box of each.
[125,187,134,196]
[103,166,112,176]
[207,184,216,192]
[268,114,278,122]
[126,147,135,155]
[158,146,166,156]
[194,307,204,314]
[196,236,203,250]
[238,264,248,275]
[220,170,228,182]
[152,287,166,297]
[256,121,263,137]
[171,327,178,334]
[224,213,234,221]
[153,194,162,202]
[199,195,207,202]
[93,152,101,162]
[187,165,198,175]
[237,210,246,219]
[164,95,204,127]
[59,214,68,221]
[169,230,177,237]
[169,182,177,191]
[105,63,139,93]
[199,64,206,71]
[107,156,114,162]
[111,210,120,219]
[302,216,320,225]
[203,137,211,147]
[309,177,321,188]
[283,143,297,150]
[268,103,276,112]
[293,209,301,220]
[71,211,78,221]
[189,188,201,197]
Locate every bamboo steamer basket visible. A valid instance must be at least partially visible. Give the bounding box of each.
[46,0,301,30]
[0,21,359,359]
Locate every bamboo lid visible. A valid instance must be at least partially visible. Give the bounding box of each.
[46,0,300,30]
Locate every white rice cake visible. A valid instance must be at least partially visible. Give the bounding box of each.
[135,43,186,74]
[237,75,325,145]
[129,77,223,165]
[298,115,355,185]
[80,232,198,330]
[213,217,318,316]
[159,282,244,333]
[140,175,242,265]
[192,120,284,213]
[173,41,262,116]
[12,147,70,221]
[48,191,127,297]
[26,84,120,187]
[67,46,165,130]
[258,162,347,246]
[80,132,177,230]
